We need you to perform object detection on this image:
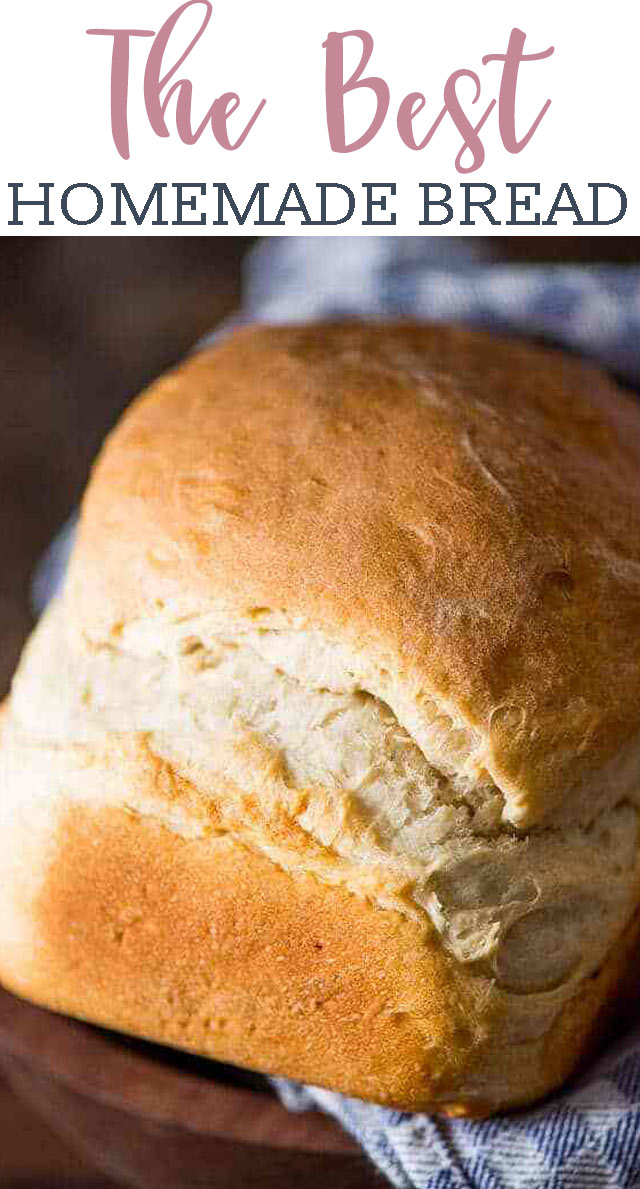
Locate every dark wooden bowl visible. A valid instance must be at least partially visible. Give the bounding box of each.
[0,987,383,1188]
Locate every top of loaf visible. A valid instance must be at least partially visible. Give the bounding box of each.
[66,322,640,827]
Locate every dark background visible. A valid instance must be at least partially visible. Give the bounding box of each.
[0,234,639,1185]
[0,237,247,701]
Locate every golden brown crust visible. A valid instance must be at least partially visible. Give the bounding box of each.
[1,793,638,1116]
[12,803,482,1112]
[67,323,640,824]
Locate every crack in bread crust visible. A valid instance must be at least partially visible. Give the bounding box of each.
[66,325,640,830]
[7,598,640,1011]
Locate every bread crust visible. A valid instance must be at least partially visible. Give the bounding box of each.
[2,787,639,1116]
[67,324,640,826]
[3,322,640,1113]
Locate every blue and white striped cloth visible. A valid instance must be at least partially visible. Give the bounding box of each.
[38,237,640,1189]
[243,238,640,1189]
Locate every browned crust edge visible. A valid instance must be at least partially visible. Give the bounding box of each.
[2,800,639,1116]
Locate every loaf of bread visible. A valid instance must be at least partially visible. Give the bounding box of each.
[2,322,640,1115]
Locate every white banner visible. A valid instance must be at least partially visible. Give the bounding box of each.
[1,0,636,235]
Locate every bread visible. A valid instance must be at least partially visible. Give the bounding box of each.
[2,321,640,1114]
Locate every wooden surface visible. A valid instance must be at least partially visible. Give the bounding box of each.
[0,1074,116,1188]
[0,987,382,1189]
